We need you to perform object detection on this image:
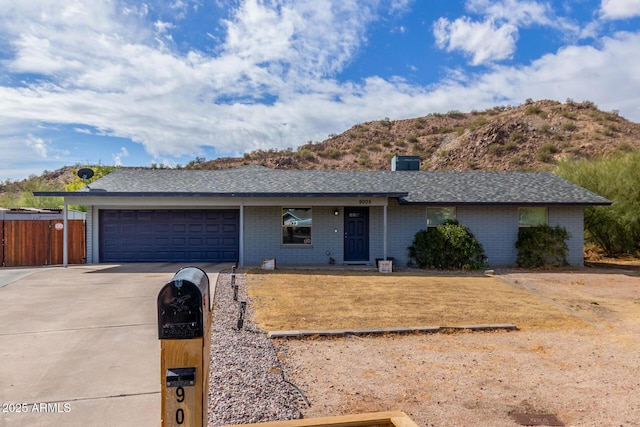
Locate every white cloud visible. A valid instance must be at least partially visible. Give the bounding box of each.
[438,31,640,120]
[221,0,376,80]
[434,17,518,65]
[154,20,175,34]
[26,134,48,157]
[2,1,152,81]
[113,147,129,166]
[467,0,555,26]
[0,0,387,161]
[433,1,581,65]
[0,0,639,183]
[388,0,412,14]
[600,0,640,20]
[121,2,149,18]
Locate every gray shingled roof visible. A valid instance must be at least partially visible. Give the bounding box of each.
[38,165,610,206]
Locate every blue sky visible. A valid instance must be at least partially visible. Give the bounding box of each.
[1,0,640,181]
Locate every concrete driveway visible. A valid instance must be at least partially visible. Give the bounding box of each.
[0,263,229,427]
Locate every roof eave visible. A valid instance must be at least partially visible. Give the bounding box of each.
[398,200,612,207]
[34,191,409,198]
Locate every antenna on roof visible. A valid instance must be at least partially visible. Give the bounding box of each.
[77,168,95,189]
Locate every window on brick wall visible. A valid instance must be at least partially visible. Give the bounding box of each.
[518,207,547,227]
[282,208,312,245]
[426,207,456,228]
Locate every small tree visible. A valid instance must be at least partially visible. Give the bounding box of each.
[64,165,118,212]
[556,152,640,256]
[408,220,486,270]
[515,224,570,267]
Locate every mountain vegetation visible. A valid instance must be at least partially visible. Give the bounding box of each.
[2,99,639,256]
[190,98,640,171]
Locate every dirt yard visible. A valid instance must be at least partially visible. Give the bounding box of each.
[268,267,640,426]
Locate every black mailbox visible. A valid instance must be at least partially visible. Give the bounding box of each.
[157,267,210,340]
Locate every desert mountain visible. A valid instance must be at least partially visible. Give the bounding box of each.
[194,99,640,172]
[3,99,640,196]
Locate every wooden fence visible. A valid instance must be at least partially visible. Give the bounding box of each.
[0,220,86,267]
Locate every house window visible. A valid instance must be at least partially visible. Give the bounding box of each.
[282,208,312,245]
[518,207,547,227]
[427,207,456,227]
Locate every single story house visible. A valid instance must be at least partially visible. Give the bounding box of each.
[36,161,610,267]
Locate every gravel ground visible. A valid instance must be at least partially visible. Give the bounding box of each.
[208,272,303,426]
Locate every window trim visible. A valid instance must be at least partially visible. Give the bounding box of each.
[281,207,313,245]
[518,207,548,228]
[426,207,457,228]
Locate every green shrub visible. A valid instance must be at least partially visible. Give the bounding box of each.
[447,110,465,119]
[408,220,486,269]
[469,116,488,130]
[486,143,504,156]
[296,149,316,161]
[381,118,392,129]
[617,142,633,153]
[510,130,524,144]
[319,148,343,159]
[582,206,636,256]
[504,140,519,151]
[557,152,640,256]
[526,105,544,116]
[606,110,619,120]
[368,142,382,152]
[510,154,527,166]
[357,151,371,167]
[350,143,363,153]
[4,176,65,209]
[515,225,571,267]
[536,143,558,162]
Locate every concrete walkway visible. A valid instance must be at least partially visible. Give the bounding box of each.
[0,263,230,427]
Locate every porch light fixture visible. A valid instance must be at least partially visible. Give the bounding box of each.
[333,209,340,216]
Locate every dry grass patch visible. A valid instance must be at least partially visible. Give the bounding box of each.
[246,271,588,331]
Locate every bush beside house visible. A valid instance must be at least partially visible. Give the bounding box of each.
[515,224,570,267]
[408,220,486,270]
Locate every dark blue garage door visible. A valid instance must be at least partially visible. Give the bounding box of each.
[99,210,239,263]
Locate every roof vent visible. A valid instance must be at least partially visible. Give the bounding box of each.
[391,155,420,171]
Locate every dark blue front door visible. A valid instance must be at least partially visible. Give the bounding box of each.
[344,207,369,262]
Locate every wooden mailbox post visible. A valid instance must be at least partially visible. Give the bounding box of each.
[158,267,212,427]
[156,267,420,427]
